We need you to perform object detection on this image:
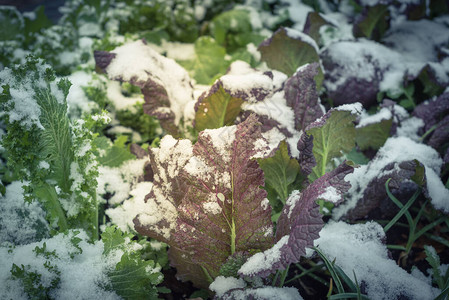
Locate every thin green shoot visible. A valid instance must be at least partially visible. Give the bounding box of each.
[313,247,345,294]
[384,187,420,232]
[285,263,325,284]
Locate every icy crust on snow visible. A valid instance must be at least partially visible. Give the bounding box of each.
[315,221,439,300]
[0,181,49,245]
[0,230,122,300]
[105,40,194,125]
[136,135,193,240]
[209,275,303,300]
[334,136,449,218]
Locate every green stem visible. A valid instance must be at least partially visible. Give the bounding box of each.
[35,183,68,233]
[230,172,236,255]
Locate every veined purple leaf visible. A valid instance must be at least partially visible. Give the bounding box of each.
[413,92,449,132]
[343,160,425,220]
[238,162,353,278]
[94,40,194,137]
[284,63,324,132]
[413,93,449,159]
[135,115,274,288]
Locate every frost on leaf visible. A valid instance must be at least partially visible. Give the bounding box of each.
[94,40,194,137]
[239,162,353,278]
[134,115,274,288]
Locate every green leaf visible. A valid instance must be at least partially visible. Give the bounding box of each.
[306,110,355,181]
[303,11,333,44]
[107,252,162,300]
[23,6,52,42]
[210,9,264,53]
[306,110,356,182]
[356,118,392,150]
[353,4,390,41]
[194,83,244,131]
[258,27,323,87]
[97,135,135,167]
[424,245,445,289]
[101,226,132,256]
[178,36,228,85]
[0,6,24,41]
[257,140,303,205]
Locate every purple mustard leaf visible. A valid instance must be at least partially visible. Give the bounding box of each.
[297,133,316,178]
[238,162,353,278]
[343,160,425,220]
[135,115,274,288]
[94,40,194,137]
[413,92,449,132]
[93,51,116,73]
[171,114,274,287]
[284,63,324,132]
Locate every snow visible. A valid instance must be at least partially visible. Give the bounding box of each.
[202,125,237,163]
[284,27,319,53]
[0,181,49,245]
[0,67,45,129]
[334,136,449,218]
[315,221,439,300]
[0,230,122,300]
[97,158,148,205]
[202,201,222,215]
[106,182,153,232]
[209,276,246,297]
[238,235,289,276]
[135,135,193,240]
[106,40,194,125]
[318,186,341,203]
[66,71,98,116]
[242,91,296,137]
[209,276,302,299]
[335,102,363,115]
[106,81,143,113]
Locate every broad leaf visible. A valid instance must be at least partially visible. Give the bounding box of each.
[303,12,333,44]
[356,118,392,150]
[178,36,228,85]
[284,63,324,132]
[257,140,303,205]
[303,108,357,182]
[353,4,390,41]
[194,83,244,131]
[94,40,194,137]
[238,162,353,278]
[134,115,274,288]
[344,160,425,220]
[258,27,322,86]
[96,135,135,167]
[210,8,263,52]
[194,62,285,131]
